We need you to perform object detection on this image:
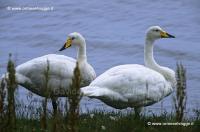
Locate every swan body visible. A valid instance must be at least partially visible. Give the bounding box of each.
[9,32,96,97]
[81,26,176,110]
[16,54,95,97]
[82,64,172,109]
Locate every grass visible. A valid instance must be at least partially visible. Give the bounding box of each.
[0,55,200,132]
[4,110,200,132]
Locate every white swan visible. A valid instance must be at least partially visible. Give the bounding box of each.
[81,26,176,115]
[2,32,96,111]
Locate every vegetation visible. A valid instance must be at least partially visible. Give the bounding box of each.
[1,109,200,132]
[0,54,18,132]
[173,63,187,122]
[67,62,82,132]
[0,55,200,132]
[40,59,50,131]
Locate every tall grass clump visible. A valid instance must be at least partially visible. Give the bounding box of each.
[0,74,6,122]
[0,69,7,131]
[67,62,82,132]
[6,54,17,131]
[41,59,63,132]
[40,60,51,131]
[173,63,187,122]
[0,54,18,132]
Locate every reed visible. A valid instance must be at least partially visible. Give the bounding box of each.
[0,73,6,121]
[40,60,51,131]
[173,63,187,122]
[0,69,7,131]
[40,98,48,131]
[0,54,18,132]
[6,54,17,132]
[67,62,82,132]
[41,60,63,132]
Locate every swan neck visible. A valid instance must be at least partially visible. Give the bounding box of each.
[144,38,176,86]
[77,40,87,62]
[144,39,158,68]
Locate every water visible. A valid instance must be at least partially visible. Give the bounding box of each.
[0,0,200,114]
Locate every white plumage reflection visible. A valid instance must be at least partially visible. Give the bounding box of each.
[81,26,176,116]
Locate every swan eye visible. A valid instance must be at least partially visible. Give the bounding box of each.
[71,37,75,40]
[154,29,159,32]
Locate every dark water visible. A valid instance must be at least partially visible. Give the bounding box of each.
[0,0,200,114]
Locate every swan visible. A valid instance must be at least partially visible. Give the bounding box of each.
[2,32,96,112]
[81,26,176,116]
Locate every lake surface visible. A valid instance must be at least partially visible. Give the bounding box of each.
[0,0,200,114]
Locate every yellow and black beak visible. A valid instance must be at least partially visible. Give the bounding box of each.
[59,38,72,51]
[160,31,175,38]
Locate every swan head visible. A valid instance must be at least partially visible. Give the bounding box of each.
[146,26,175,41]
[59,32,85,51]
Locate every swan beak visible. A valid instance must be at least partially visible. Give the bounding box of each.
[160,31,175,38]
[59,38,72,51]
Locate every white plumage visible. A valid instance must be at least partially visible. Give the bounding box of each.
[82,64,172,109]
[11,32,96,97]
[81,26,176,113]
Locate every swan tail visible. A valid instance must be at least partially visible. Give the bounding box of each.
[15,73,32,85]
[1,72,32,88]
[0,73,8,105]
[0,72,25,106]
[81,86,128,102]
[81,86,105,97]
[0,72,19,95]
[0,73,8,89]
